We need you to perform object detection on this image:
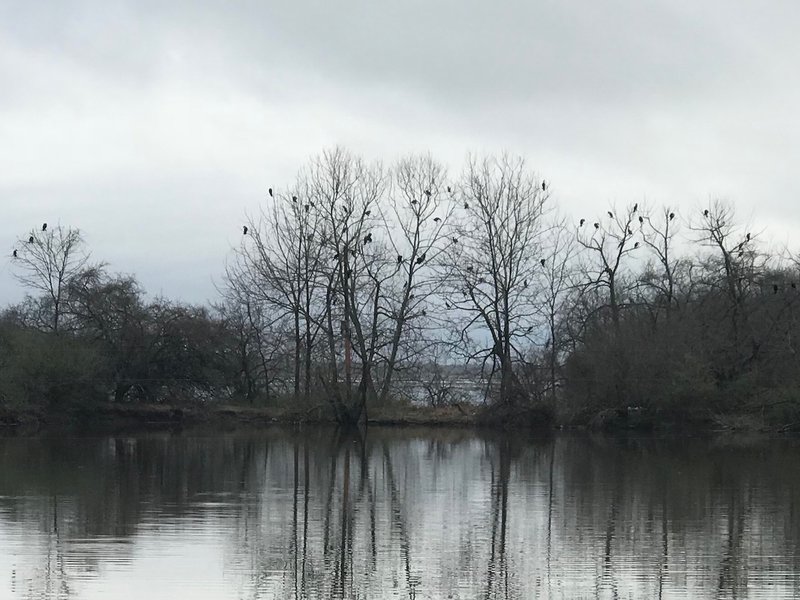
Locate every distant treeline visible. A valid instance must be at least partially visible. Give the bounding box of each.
[3,148,800,428]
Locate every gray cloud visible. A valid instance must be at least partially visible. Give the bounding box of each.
[2,0,800,304]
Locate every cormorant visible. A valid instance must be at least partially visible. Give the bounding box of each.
[243,225,248,235]
[607,211,613,218]
[397,254,403,264]
[365,210,371,216]
[633,203,638,212]
[669,212,675,220]
[433,217,441,223]
[447,186,452,193]
[42,223,47,231]
[594,222,600,229]
[268,188,273,197]
[411,199,418,205]
[634,242,640,248]
[540,258,546,267]
[703,209,709,217]
[292,195,297,202]
[452,237,459,244]
[304,205,310,212]
[746,233,751,241]
[542,181,546,191]
[579,218,585,227]
[424,190,431,197]
[639,216,644,224]
[463,202,469,209]
[28,236,34,243]
[363,233,372,244]
[416,253,426,265]
[467,266,474,272]
[445,302,451,309]
[12,249,17,258]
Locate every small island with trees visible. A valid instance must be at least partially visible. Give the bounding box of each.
[2,149,798,432]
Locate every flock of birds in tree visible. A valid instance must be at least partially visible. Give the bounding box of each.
[11,223,47,259]
[234,188,795,295]
[241,186,456,269]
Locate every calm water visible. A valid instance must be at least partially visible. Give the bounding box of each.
[1,428,800,599]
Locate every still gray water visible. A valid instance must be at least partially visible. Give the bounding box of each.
[1,427,799,599]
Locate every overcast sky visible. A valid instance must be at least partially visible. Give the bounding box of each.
[2,0,799,306]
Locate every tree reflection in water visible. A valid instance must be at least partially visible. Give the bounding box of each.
[2,430,800,598]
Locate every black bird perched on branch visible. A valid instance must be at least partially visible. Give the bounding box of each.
[397,254,403,264]
[541,181,546,191]
[12,249,17,258]
[268,188,273,197]
[424,190,431,197]
[292,195,297,202]
[447,186,452,193]
[634,242,640,248]
[669,212,675,220]
[452,237,459,244]
[365,210,371,216]
[463,202,469,209]
[242,225,248,235]
[607,211,613,218]
[411,199,418,205]
[540,258,546,267]
[363,233,372,244]
[467,265,474,272]
[746,232,751,241]
[42,223,47,231]
[28,235,34,243]
[579,218,585,227]
[639,216,644,224]
[304,204,310,212]
[633,203,638,212]
[433,217,441,223]
[593,222,600,229]
[416,253,426,265]
[703,209,709,217]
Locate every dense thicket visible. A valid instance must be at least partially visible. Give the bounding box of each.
[3,150,800,428]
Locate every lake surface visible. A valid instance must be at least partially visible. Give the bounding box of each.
[1,427,800,599]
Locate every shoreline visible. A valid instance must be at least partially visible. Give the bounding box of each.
[0,402,792,435]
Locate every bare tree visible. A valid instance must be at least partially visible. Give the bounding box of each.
[538,215,580,401]
[639,205,682,319]
[443,154,549,406]
[227,182,327,403]
[576,204,640,332]
[12,225,90,333]
[308,148,387,423]
[375,154,454,404]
